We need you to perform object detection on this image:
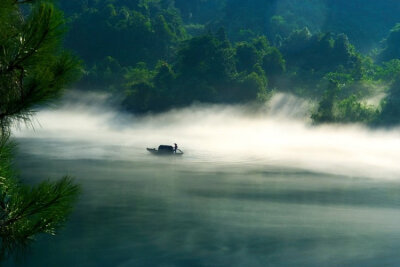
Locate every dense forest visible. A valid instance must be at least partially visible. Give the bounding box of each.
[58,0,400,125]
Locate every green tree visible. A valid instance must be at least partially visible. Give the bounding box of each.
[374,59,400,82]
[0,0,81,259]
[175,34,235,102]
[379,23,400,62]
[65,0,186,67]
[311,81,339,123]
[235,42,259,73]
[122,61,177,113]
[379,77,400,125]
[234,71,268,102]
[81,56,128,91]
[261,47,286,87]
[336,95,376,123]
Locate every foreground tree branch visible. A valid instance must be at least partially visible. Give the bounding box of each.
[0,0,81,260]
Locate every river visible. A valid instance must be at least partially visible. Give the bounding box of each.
[6,93,400,266]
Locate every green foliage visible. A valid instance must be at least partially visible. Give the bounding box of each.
[174,33,236,103]
[124,62,155,88]
[378,78,400,125]
[281,30,360,76]
[209,0,400,52]
[251,36,270,52]
[311,82,339,123]
[323,0,400,52]
[174,0,226,24]
[235,43,260,73]
[324,71,354,87]
[177,34,235,80]
[0,144,80,258]
[378,24,400,62]
[123,62,175,112]
[374,60,400,82]
[312,81,377,124]
[234,71,268,102]
[262,47,286,87]
[81,56,128,91]
[0,0,81,128]
[0,0,81,259]
[219,0,276,42]
[123,81,157,113]
[269,15,292,39]
[56,0,400,126]
[121,31,272,112]
[64,0,187,67]
[276,29,370,98]
[336,95,377,123]
[184,24,206,36]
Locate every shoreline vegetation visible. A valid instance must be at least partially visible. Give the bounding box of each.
[60,0,400,126]
[2,0,400,262]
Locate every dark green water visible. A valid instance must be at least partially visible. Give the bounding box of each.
[7,138,400,266]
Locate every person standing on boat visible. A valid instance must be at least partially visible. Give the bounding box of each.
[174,143,178,153]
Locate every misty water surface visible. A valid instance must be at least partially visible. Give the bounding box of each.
[7,93,400,266]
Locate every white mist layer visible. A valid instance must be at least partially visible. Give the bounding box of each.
[14,93,400,180]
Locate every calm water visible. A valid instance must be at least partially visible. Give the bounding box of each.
[6,95,400,266]
[7,137,400,267]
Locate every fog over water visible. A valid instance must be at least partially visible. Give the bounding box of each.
[7,92,400,266]
[14,92,400,180]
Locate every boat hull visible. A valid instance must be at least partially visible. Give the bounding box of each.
[146,148,183,156]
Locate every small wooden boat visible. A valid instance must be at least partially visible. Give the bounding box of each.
[147,145,184,156]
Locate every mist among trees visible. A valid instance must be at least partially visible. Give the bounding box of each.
[3,0,400,262]
[51,0,400,126]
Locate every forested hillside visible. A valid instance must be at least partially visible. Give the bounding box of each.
[58,0,400,125]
